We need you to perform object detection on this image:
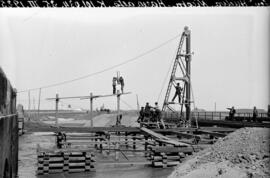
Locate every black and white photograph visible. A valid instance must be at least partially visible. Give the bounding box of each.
[0,6,269,178]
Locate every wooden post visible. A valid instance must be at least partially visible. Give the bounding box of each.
[125,132,128,148]
[116,90,120,126]
[144,136,148,157]
[55,94,59,126]
[132,134,136,150]
[37,88,41,119]
[33,98,35,110]
[28,90,31,111]
[99,140,103,153]
[115,142,119,161]
[107,136,111,155]
[90,92,93,127]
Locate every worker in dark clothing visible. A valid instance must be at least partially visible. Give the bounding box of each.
[228,106,236,120]
[112,77,117,94]
[172,83,183,103]
[252,106,258,122]
[144,102,151,118]
[153,102,160,121]
[155,107,161,122]
[150,107,156,122]
[137,107,145,123]
[116,114,122,126]
[119,76,124,93]
[154,102,159,110]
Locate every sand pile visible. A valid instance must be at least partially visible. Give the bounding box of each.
[169,127,270,178]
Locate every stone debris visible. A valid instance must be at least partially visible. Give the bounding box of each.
[202,128,270,176]
[169,127,270,178]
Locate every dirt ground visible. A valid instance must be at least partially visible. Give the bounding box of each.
[18,132,173,178]
[21,112,270,178]
[169,127,270,178]
[25,111,139,128]
[19,112,172,178]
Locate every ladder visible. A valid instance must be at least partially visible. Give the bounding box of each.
[162,31,186,112]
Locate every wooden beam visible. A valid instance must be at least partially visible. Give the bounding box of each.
[150,146,200,153]
[27,126,236,133]
[197,130,226,137]
[140,127,189,147]
[172,131,201,140]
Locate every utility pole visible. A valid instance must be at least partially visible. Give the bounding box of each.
[55,94,59,126]
[90,92,93,127]
[37,88,41,119]
[116,90,120,126]
[46,91,131,127]
[185,26,191,122]
[33,98,35,110]
[28,90,31,111]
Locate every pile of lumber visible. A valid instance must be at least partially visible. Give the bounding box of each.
[37,149,95,175]
[146,146,198,168]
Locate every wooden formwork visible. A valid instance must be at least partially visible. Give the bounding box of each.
[47,125,231,171]
[62,133,150,151]
[37,150,96,175]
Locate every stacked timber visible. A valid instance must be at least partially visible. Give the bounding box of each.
[147,146,197,168]
[37,149,95,175]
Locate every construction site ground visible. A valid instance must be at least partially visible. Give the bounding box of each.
[19,112,173,178]
[19,112,270,178]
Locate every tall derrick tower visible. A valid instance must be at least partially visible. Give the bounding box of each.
[162,26,192,123]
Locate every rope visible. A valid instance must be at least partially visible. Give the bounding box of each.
[17,33,181,93]
[120,98,135,110]
[190,82,199,129]
[156,41,179,103]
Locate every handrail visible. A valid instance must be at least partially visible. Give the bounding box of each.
[163,111,269,121]
[0,114,17,119]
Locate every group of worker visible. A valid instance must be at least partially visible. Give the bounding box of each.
[112,76,124,94]
[228,106,259,122]
[137,102,162,123]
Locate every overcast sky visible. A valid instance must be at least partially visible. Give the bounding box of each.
[0,8,269,111]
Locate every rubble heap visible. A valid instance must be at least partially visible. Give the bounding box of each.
[203,127,270,176]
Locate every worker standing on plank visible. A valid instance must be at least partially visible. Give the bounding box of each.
[144,102,151,118]
[154,102,159,110]
[229,106,236,120]
[137,107,145,124]
[155,102,161,120]
[112,77,117,94]
[119,76,124,93]
[172,83,183,103]
[116,114,122,126]
[252,106,258,122]
[153,102,159,120]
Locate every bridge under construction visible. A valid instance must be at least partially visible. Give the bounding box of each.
[1,26,269,178]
